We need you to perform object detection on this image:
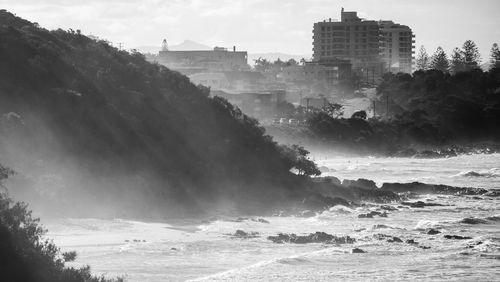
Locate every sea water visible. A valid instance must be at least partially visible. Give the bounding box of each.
[45,153,500,281]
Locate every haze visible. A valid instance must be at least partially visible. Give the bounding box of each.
[2,0,499,59]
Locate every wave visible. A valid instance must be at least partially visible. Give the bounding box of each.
[413,220,448,230]
[454,168,500,178]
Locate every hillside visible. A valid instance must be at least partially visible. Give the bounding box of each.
[0,10,318,218]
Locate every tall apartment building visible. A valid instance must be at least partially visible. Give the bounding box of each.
[313,8,415,79]
[379,21,415,74]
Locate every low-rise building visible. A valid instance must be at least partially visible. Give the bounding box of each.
[158,46,250,74]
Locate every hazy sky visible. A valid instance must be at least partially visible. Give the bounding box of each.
[2,0,499,60]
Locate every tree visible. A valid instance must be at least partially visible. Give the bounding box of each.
[415,45,430,71]
[286,58,298,66]
[279,145,321,176]
[461,40,481,70]
[429,47,450,73]
[0,164,123,282]
[253,57,271,72]
[490,43,500,70]
[450,47,466,73]
[322,102,343,118]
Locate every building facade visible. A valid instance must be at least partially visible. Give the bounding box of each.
[312,8,415,78]
[379,21,415,74]
[158,46,249,74]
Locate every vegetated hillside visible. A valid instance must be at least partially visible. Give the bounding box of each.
[376,69,500,143]
[291,69,500,155]
[0,10,317,217]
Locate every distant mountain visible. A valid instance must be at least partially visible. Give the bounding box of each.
[248,52,311,65]
[169,40,212,51]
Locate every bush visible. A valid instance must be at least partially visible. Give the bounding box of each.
[0,164,123,282]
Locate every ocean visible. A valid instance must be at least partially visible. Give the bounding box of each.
[45,153,500,281]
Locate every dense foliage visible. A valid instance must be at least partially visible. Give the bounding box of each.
[0,10,317,216]
[305,68,500,153]
[0,164,122,282]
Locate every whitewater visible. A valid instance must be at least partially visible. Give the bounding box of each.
[45,153,500,281]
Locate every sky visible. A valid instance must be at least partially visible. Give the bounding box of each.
[2,0,500,60]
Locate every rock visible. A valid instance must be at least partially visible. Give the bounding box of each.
[358,211,388,218]
[418,245,431,250]
[351,248,366,253]
[232,230,259,239]
[320,176,342,186]
[466,241,483,248]
[406,239,418,244]
[459,217,488,224]
[444,235,472,240]
[387,236,403,243]
[342,178,378,190]
[401,201,446,208]
[170,247,178,251]
[427,229,441,235]
[381,182,487,196]
[267,232,355,244]
[379,205,398,211]
[372,233,393,240]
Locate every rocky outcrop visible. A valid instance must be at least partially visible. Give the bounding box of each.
[231,230,259,239]
[381,182,488,195]
[358,211,388,218]
[401,201,446,208]
[267,232,355,244]
[444,235,472,240]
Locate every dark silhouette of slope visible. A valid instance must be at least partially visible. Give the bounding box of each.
[0,10,318,217]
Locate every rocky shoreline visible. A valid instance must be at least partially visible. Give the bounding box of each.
[280,176,497,218]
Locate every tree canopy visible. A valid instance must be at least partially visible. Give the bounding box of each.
[416,45,430,71]
[429,47,450,73]
[490,43,500,70]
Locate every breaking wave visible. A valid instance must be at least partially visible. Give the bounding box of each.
[454,168,500,178]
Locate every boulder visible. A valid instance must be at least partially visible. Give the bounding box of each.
[351,248,366,253]
[444,235,472,240]
[232,230,259,239]
[427,229,441,235]
[387,236,403,243]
